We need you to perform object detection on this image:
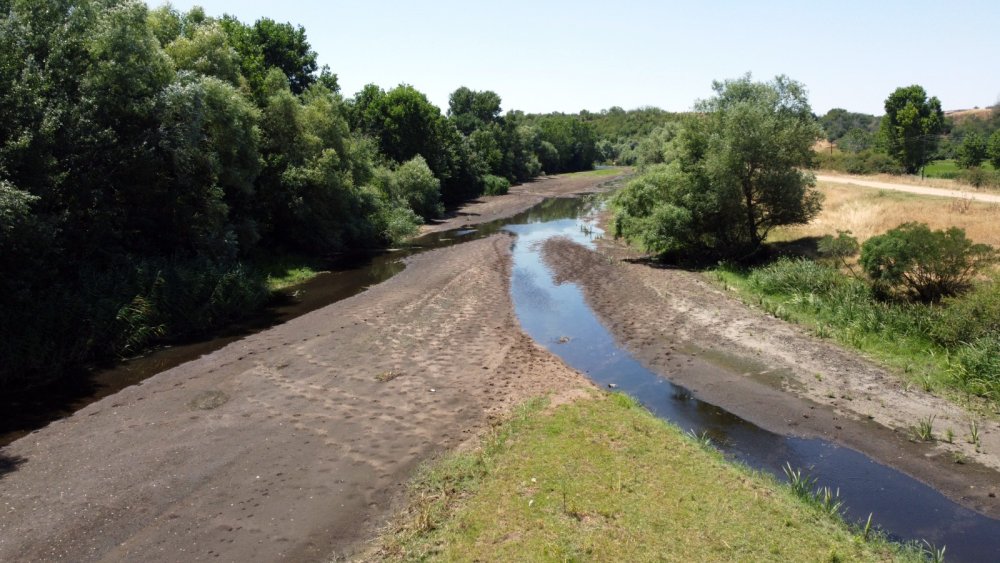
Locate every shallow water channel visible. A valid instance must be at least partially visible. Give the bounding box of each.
[505,197,1000,562]
[5,194,999,559]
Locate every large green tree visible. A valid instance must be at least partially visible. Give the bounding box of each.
[878,85,944,174]
[447,86,502,135]
[613,75,821,259]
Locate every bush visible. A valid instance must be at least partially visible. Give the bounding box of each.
[957,167,999,189]
[860,223,996,302]
[812,150,905,175]
[930,280,1000,347]
[0,258,269,392]
[952,337,1000,399]
[748,258,847,296]
[482,174,510,196]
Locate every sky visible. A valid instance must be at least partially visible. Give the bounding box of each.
[153,0,1000,116]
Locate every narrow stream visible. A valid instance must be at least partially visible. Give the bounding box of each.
[505,197,1000,562]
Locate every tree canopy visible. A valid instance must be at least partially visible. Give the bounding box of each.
[613,75,821,260]
[0,0,603,393]
[878,85,944,173]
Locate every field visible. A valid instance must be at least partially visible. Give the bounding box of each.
[923,159,995,180]
[774,180,1000,247]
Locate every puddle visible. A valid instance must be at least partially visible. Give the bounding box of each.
[505,199,1000,562]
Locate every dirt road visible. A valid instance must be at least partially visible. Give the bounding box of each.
[0,221,597,558]
[817,173,1000,203]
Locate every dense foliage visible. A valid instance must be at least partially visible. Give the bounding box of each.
[817,108,879,143]
[612,75,821,260]
[0,0,598,393]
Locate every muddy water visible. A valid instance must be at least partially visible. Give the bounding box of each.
[505,200,1000,562]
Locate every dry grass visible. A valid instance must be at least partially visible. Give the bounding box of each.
[945,107,993,122]
[774,181,1000,247]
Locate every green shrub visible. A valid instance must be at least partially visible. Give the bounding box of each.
[952,337,1000,399]
[748,258,847,296]
[957,167,998,189]
[482,174,511,196]
[0,258,269,393]
[813,150,904,175]
[860,223,996,302]
[930,281,1000,347]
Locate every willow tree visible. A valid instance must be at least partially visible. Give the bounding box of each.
[613,74,822,260]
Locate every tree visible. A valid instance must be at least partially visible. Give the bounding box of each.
[164,22,242,86]
[220,16,318,98]
[612,75,822,260]
[837,128,875,153]
[956,132,988,168]
[818,108,879,143]
[447,86,502,135]
[860,223,996,302]
[987,129,1000,170]
[878,85,944,174]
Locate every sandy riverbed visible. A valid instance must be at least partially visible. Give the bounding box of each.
[0,173,621,561]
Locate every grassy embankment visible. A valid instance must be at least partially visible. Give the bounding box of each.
[713,182,1000,410]
[252,254,326,291]
[372,393,921,561]
[566,167,630,178]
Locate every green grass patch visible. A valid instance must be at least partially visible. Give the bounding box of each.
[566,167,628,178]
[373,393,919,561]
[923,159,962,179]
[924,159,995,179]
[712,259,1000,407]
[251,254,327,291]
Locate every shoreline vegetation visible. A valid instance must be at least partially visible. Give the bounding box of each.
[0,2,605,396]
[370,393,927,561]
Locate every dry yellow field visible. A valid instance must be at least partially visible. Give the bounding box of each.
[774,180,1000,247]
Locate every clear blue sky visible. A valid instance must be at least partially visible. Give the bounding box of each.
[153,0,999,116]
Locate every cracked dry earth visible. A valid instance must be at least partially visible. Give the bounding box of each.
[0,234,589,562]
[541,235,1000,518]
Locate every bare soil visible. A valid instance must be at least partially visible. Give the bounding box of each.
[0,233,592,561]
[542,233,1000,518]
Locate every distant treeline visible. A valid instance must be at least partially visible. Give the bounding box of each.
[0,1,600,392]
[814,102,1000,177]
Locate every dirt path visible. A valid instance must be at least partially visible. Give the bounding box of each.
[421,170,630,234]
[542,235,1000,518]
[0,235,591,561]
[817,173,1000,203]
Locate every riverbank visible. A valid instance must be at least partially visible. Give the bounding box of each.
[0,234,593,561]
[420,169,630,235]
[540,232,1000,519]
[369,393,917,561]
